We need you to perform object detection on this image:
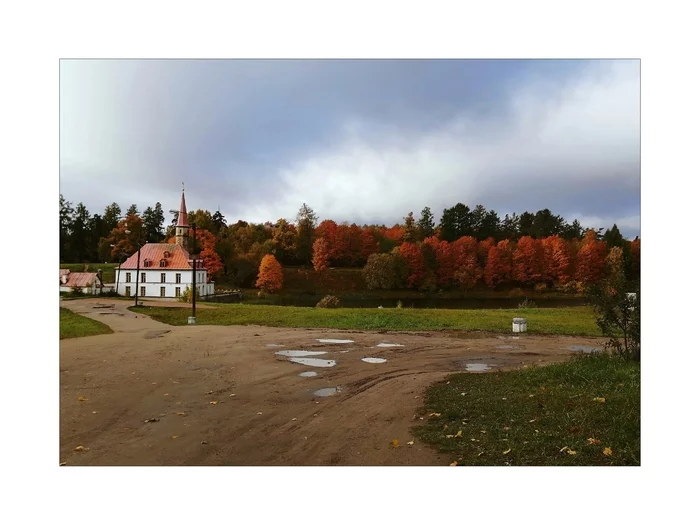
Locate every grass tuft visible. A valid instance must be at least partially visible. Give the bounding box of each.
[59,307,113,339]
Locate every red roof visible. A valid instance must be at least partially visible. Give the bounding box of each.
[61,272,98,288]
[119,243,198,270]
[176,191,189,227]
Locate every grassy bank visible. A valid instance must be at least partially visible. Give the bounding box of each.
[413,354,640,466]
[131,304,601,336]
[59,307,113,339]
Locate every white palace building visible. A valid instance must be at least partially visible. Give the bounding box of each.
[115,189,215,299]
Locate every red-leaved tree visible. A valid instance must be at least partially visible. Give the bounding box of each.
[312,237,330,272]
[452,236,481,289]
[484,240,512,288]
[512,236,543,285]
[398,242,426,289]
[256,254,284,293]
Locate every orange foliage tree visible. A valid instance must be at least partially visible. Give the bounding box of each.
[398,242,426,289]
[452,236,481,289]
[312,237,330,272]
[574,231,608,284]
[512,236,543,285]
[484,240,512,288]
[423,236,454,288]
[549,236,574,284]
[256,254,284,293]
[105,213,144,259]
[168,227,224,279]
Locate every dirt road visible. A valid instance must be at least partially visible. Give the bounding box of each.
[60,298,606,466]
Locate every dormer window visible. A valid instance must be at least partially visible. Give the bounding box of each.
[163,251,171,258]
[143,259,152,268]
[160,259,167,268]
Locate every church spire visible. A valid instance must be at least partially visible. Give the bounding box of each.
[175,184,190,248]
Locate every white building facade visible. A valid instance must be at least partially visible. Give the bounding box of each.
[114,189,215,299]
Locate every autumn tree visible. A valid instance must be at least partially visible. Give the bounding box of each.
[271,219,298,264]
[398,242,427,289]
[105,214,144,260]
[296,203,317,265]
[423,236,454,288]
[256,254,284,293]
[312,237,330,272]
[484,240,512,288]
[360,227,380,261]
[550,236,574,284]
[452,236,481,289]
[363,253,403,290]
[575,231,608,284]
[512,236,543,285]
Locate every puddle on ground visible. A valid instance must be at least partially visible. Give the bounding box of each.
[275,350,327,357]
[289,357,337,368]
[361,357,388,364]
[376,343,404,348]
[314,387,341,397]
[465,363,493,372]
[299,371,318,377]
[568,345,602,354]
[316,339,354,344]
[265,344,285,347]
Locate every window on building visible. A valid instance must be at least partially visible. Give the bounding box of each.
[175,287,181,297]
[125,286,131,296]
[126,273,131,283]
[176,273,181,284]
[140,286,145,297]
[160,286,166,297]
[161,273,166,283]
[160,260,167,268]
[141,273,146,283]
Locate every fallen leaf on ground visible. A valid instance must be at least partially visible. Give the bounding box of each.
[560,446,570,453]
[528,394,535,398]
[390,439,400,448]
[257,412,263,415]
[587,438,601,445]
[503,449,511,455]
[171,435,178,439]
[528,419,536,423]
[230,394,236,397]
[407,441,414,446]
[592,397,606,403]
[540,386,547,392]
[205,391,213,395]
[176,412,186,416]
[92,411,98,414]
[77,396,88,402]
[503,427,510,431]
[428,412,441,417]
[59,462,66,466]
[163,393,169,396]
[480,430,487,434]
[455,430,463,438]
[74,445,89,453]
[292,417,297,421]
[449,461,458,466]
[567,449,577,455]
[201,441,208,445]
[460,393,466,396]
[446,434,455,438]
[209,401,218,405]
[144,418,160,423]
[603,447,613,456]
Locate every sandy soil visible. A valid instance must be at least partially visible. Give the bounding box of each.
[60,298,606,466]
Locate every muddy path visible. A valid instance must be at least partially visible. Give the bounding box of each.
[60,299,606,466]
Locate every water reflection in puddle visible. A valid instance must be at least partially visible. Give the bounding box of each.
[289,357,337,367]
[376,343,404,348]
[568,345,602,354]
[361,357,387,364]
[465,363,493,372]
[314,387,341,397]
[299,371,318,377]
[275,350,327,357]
[317,339,354,344]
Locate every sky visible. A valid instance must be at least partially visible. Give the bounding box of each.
[59,59,640,238]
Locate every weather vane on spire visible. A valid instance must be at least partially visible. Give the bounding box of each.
[182,182,185,193]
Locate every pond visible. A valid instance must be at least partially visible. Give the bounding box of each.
[240,295,589,310]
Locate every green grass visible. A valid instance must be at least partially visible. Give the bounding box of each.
[130,304,601,336]
[413,354,640,466]
[59,307,113,339]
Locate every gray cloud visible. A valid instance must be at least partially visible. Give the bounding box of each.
[59,59,640,237]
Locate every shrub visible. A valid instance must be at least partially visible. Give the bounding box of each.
[534,283,548,293]
[587,272,640,361]
[396,300,403,309]
[508,287,525,298]
[179,285,201,303]
[517,297,538,309]
[363,253,403,290]
[316,295,340,308]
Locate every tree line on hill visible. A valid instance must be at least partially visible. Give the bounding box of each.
[59,195,639,290]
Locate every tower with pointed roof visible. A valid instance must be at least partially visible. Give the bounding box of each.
[175,186,190,249]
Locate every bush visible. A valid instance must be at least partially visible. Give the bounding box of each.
[363,253,404,290]
[396,300,403,309]
[508,287,525,298]
[587,272,640,361]
[517,297,538,309]
[179,285,201,303]
[534,283,548,293]
[559,281,579,294]
[316,295,340,308]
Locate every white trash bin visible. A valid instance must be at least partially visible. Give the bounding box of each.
[512,317,527,333]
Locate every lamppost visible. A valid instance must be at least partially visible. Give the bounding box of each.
[188,223,198,325]
[133,230,144,308]
[111,231,130,296]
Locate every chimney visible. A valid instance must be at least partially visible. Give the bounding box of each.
[61,274,67,284]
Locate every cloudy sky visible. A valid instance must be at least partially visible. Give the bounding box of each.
[60,59,640,237]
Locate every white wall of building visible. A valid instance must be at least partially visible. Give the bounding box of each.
[114,268,214,298]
